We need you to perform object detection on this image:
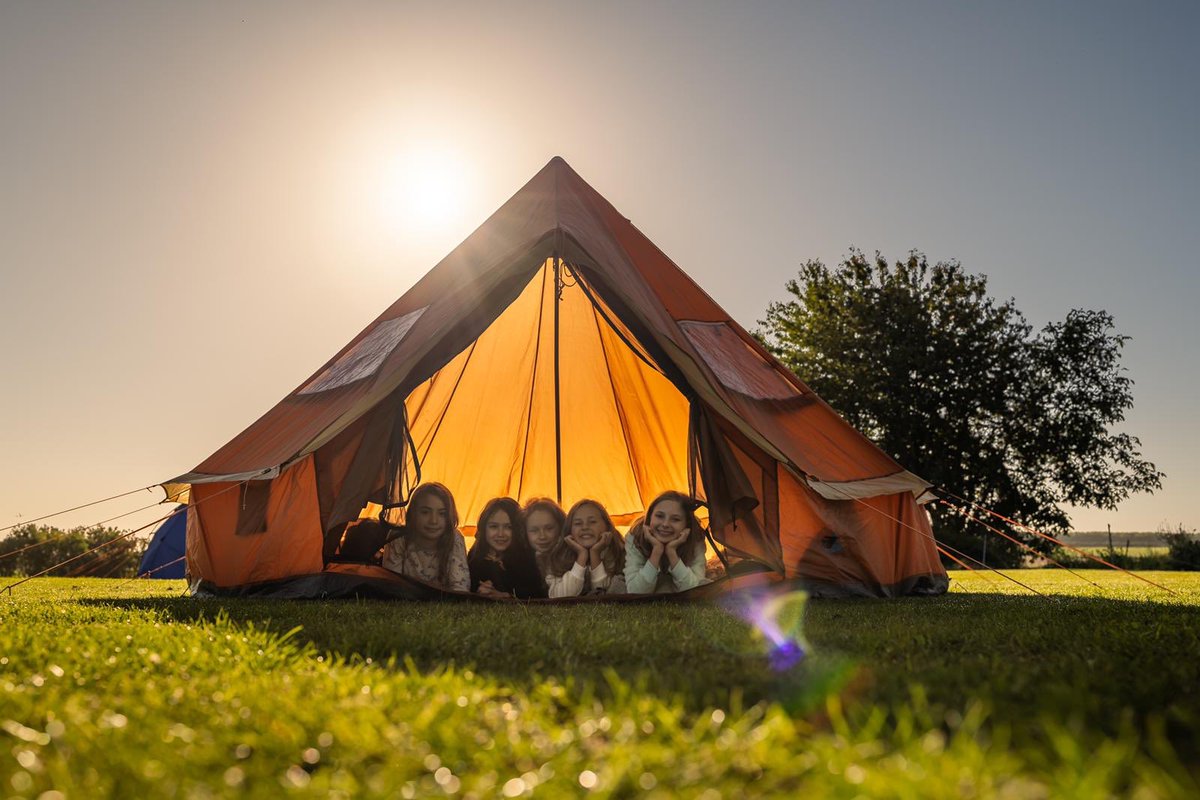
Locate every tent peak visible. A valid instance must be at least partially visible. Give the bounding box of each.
[542,155,578,178]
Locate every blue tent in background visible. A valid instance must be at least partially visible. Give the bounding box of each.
[138,506,186,579]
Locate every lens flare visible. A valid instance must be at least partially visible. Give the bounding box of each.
[705,585,811,671]
[734,590,811,671]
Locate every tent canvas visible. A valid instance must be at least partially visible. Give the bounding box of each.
[138,506,187,579]
[167,157,948,599]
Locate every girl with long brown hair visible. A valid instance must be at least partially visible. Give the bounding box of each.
[624,490,709,594]
[381,482,470,591]
[523,497,566,580]
[543,498,626,597]
[467,497,547,599]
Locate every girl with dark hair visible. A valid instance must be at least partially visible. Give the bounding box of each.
[523,497,566,579]
[381,482,470,592]
[545,498,626,597]
[624,490,709,594]
[467,497,547,599]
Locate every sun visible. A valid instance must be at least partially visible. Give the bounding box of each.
[379,146,472,233]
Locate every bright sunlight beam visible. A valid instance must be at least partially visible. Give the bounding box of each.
[378,146,473,233]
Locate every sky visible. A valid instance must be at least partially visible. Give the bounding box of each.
[1,1,1196,539]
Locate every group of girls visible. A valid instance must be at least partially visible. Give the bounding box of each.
[379,483,711,598]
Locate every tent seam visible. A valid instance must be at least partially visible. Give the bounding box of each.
[516,263,551,499]
[418,340,480,464]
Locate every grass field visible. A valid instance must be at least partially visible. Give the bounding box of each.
[1,572,1198,798]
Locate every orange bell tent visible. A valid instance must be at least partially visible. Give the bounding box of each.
[164,157,948,599]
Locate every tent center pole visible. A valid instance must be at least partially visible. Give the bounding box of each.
[553,256,564,504]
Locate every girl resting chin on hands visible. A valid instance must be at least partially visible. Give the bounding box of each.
[545,499,626,597]
[624,491,709,594]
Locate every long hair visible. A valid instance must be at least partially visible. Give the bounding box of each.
[467,497,534,568]
[397,482,460,586]
[522,496,565,576]
[631,491,704,571]
[551,498,625,577]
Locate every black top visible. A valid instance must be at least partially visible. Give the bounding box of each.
[468,551,548,599]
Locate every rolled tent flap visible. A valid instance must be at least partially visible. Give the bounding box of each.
[160,482,191,505]
[804,471,933,502]
[164,157,948,597]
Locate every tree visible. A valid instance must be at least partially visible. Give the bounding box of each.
[757,249,1163,566]
[0,524,145,578]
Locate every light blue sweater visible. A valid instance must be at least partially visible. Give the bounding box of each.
[623,534,708,594]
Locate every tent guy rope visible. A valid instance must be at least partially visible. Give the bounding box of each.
[937,489,1177,596]
[1,495,179,565]
[816,480,1045,596]
[938,499,1104,590]
[1,481,244,597]
[0,484,158,535]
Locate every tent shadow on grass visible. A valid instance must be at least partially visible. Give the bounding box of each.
[79,590,1200,763]
[79,594,851,713]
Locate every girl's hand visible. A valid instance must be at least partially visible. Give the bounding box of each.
[477,580,509,598]
[649,538,665,566]
[591,530,613,553]
[566,534,589,566]
[666,528,691,551]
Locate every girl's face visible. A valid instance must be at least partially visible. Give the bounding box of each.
[526,509,561,554]
[411,493,449,544]
[570,504,606,548]
[648,499,688,543]
[484,509,514,553]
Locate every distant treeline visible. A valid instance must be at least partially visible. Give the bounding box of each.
[0,524,145,578]
[1054,526,1200,571]
[1068,531,1170,547]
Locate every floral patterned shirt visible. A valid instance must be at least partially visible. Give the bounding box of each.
[381,531,470,592]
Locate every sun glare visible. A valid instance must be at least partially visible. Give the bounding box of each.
[379,146,472,233]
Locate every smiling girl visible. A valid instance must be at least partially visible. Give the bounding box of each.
[467,497,547,599]
[624,491,709,594]
[544,498,626,597]
[380,482,470,592]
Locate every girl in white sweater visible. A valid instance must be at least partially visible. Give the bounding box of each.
[543,498,626,597]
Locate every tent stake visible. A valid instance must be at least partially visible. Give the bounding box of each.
[553,256,563,503]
